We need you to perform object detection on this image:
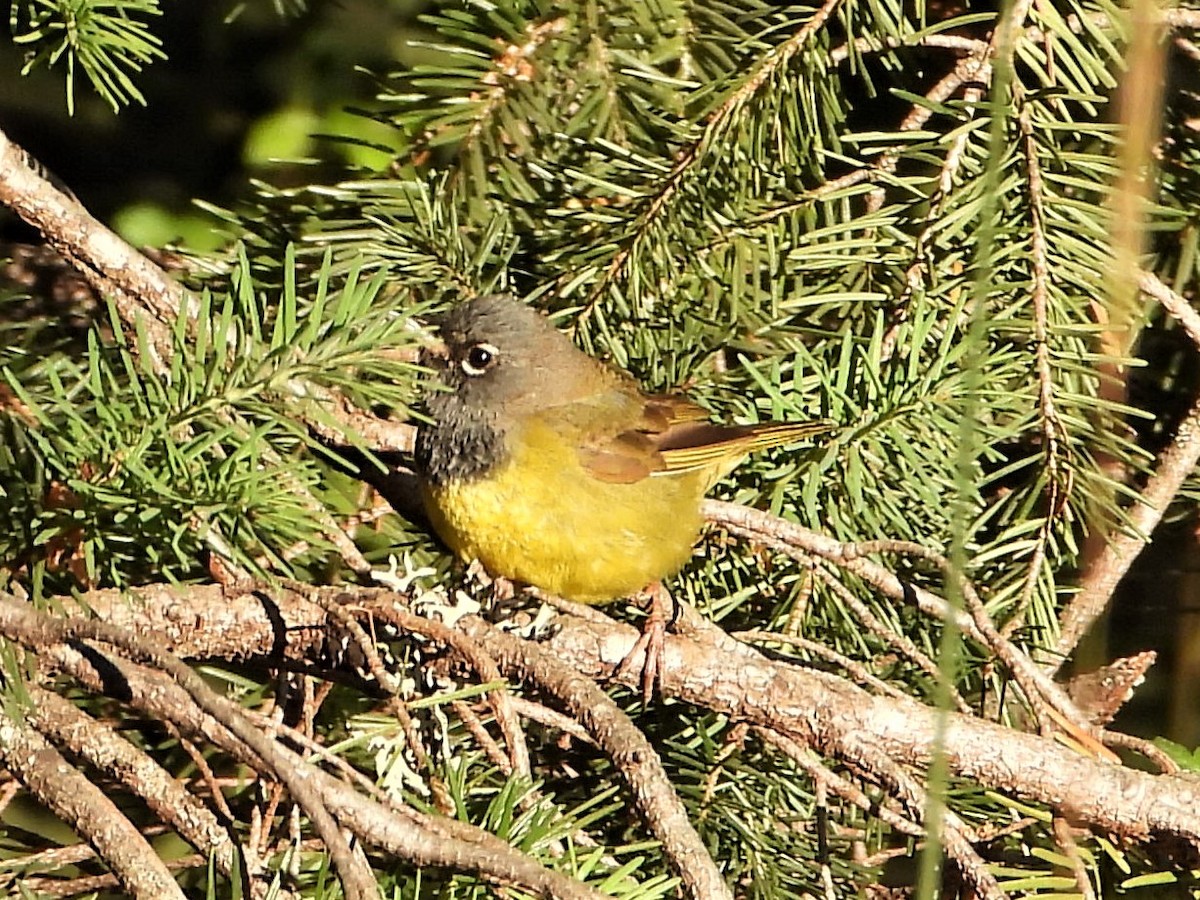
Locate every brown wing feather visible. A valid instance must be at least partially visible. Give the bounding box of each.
[643,394,711,425]
[576,388,832,484]
[577,430,663,484]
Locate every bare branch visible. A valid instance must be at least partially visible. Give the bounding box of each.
[24,582,1200,852]
[469,620,735,900]
[524,611,1200,849]
[26,621,615,900]
[702,501,1101,745]
[1,601,379,900]
[0,715,187,899]
[25,685,287,898]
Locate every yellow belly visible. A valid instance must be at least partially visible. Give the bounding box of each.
[421,424,706,603]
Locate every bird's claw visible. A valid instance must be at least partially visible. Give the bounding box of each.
[613,583,673,704]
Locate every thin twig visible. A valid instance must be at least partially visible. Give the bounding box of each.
[704,501,1099,744]
[467,618,736,900]
[810,564,973,714]
[828,33,989,64]
[166,722,238,823]
[846,537,1107,749]
[866,51,992,215]
[17,854,211,900]
[1099,729,1180,774]
[508,696,598,747]
[451,700,514,773]
[0,825,169,874]
[1053,817,1098,900]
[757,728,925,839]
[7,606,378,900]
[1053,273,1200,666]
[29,619,616,900]
[371,601,532,779]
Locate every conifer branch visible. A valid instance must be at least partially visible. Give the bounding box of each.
[0,124,419,455]
[438,16,568,179]
[20,581,1200,856]
[580,0,843,314]
[7,0,1200,893]
[0,125,418,579]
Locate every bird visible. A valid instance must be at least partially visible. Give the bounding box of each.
[414,294,829,690]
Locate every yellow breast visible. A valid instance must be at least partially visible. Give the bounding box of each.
[421,420,707,603]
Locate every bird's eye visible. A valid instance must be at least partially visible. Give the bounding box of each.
[461,342,499,377]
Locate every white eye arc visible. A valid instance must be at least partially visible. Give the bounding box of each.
[461,342,500,377]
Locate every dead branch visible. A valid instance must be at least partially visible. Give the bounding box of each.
[370,602,531,778]
[702,501,1102,747]
[2,600,379,900]
[18,613,616,900]
[23,685,287,899]
[0,714,186,899]
[525,608,1200,849]
[0,129,184,366]
[16,583,1200,855]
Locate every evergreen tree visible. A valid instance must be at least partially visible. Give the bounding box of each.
[2,0,1200,897]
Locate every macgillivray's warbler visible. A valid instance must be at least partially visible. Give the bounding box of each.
[414,294,831,608]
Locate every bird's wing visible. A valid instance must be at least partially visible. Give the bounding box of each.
[548,388,667,485]
[654,419,832,474]
[563,391,831,485]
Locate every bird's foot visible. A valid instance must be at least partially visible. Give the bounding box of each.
[613,582,675,704]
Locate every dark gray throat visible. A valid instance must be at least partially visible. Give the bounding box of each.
[414,400,507,487]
